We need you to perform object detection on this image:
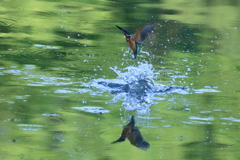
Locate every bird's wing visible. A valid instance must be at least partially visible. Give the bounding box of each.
[111,135,126,143]
[131,24,154,44]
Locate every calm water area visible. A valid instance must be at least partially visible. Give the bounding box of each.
[0,0,240,160]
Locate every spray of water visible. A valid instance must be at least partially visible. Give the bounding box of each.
[89,63,188,112]
[110,63,158,93]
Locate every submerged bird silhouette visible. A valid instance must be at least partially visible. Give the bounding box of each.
[116,24,154,58]
[112,115,150,150]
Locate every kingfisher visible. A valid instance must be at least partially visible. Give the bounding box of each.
[116,24,154,58]
[112,115,150,150]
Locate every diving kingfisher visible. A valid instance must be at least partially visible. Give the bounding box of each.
[116,24,154,58]
[111,115,150,150]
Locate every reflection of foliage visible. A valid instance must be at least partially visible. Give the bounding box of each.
[158,21,201,52]
[153,20,220,54]
[159,0,240,55]
[0,1,239,160]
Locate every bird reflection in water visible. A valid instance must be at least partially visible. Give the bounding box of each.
[116,24,154,58]
[112,115,150,150]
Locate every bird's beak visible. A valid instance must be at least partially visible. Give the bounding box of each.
[116,25,123,31]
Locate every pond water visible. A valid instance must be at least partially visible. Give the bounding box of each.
[0,0,240,160]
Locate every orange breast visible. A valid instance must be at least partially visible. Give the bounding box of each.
[125,37,136,54]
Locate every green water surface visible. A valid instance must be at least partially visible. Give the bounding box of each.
[0,0,240,160]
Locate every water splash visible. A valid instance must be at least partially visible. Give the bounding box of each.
[110,63,157,111]
[99,63,187,111]
[83,63,188,112]
[110,63,158,93]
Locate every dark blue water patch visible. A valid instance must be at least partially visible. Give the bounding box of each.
[97,80,188,94]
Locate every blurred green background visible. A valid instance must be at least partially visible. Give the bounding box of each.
[0,0,240,160]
